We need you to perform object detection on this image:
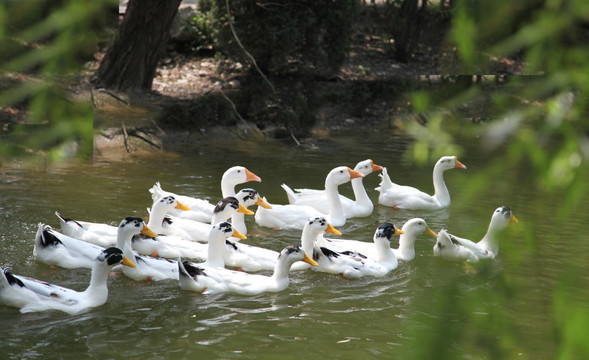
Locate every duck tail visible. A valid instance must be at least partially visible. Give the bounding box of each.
[178,258,206,279]
[1,267,24,288]
[54,211,82,229]
[149,181,164,201]
[281,183,298,204]
[35,223,62,249]
[376,167,394,192]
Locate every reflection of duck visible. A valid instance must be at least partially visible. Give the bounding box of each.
[377,156,466,210]
[439,206,519,259]
[149,166,261,222]
[282,159,383,218]
[178,245,317,295]
[300,217,395,278]
[433,229,481,262]
[321,218,437,261]
[255,166,364,229]
[0,247,135,314]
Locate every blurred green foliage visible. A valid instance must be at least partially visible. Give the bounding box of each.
[0,0,114,162]
[398,1,589,358]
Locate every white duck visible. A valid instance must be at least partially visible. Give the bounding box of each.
[433,229,481,263]
[191,221,277,272]
[255,166,364,229]
[34,223,114,269]
[442,206,519,259]
[56,212,118,247]
[178,245,317,295]
[149,166,262,222]
[377,155,466,210]
[153,196,254,242]
[114,217,180,281]
[231,188,272,235]
[34,217,158,270]
[300,217,395,278]
[54,195,190,247]
[321,218,437,261]
[0,247,135,314]
[282,159,383,218]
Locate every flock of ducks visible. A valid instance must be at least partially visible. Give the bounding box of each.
[0,157,518,314]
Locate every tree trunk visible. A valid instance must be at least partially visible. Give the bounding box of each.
[94,0,182,92]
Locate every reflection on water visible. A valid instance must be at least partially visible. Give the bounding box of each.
[0,132,587,359]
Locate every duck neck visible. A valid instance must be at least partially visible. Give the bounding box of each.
[221,180,236,198]
[374,239,396,263]
[205,235,226,268]
[432,165,450,206]
[116,231,136,264]
[301,228,320,255]
[83,262,110,305]
[147,204,167,233]
[351,177,371,207]
[325,183,345,226]
[479,223,501,256]
[395,232,416,261]
[271,258,292,285]
[230,213,247,235]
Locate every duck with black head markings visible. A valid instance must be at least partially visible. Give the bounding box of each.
[439,206,519,259]
[1,247,135,314]
[115,216,179,282]
[149,166,262,222]
[34,222,108,269]
[152,195,253,243]
[321,218,437,262]
[178,242,316,295]
[299,217,399,278]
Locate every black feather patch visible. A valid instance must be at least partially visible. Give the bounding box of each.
[449,235,461,246]
[40,227,63,248]
[162,216,173,226]
[376,223,396,240]
[214,197,239,213]
[3,269,25,287]
[340,250,367,259]
[279,245,301,259]
[500,206,512,220]
[102,247,125,266]
[56,212,83,228]
[319,246,340,260]
[225,240,238,251]
[182,261,207,278]
[239,189,257,203]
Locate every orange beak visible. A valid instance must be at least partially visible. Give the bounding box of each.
[371,160,384,172]
[454,157,467,169]
[326,223,342,236]
[244,167,262,182]
[347,167,364,180]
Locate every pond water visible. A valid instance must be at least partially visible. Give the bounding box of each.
[0,131,587,359]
